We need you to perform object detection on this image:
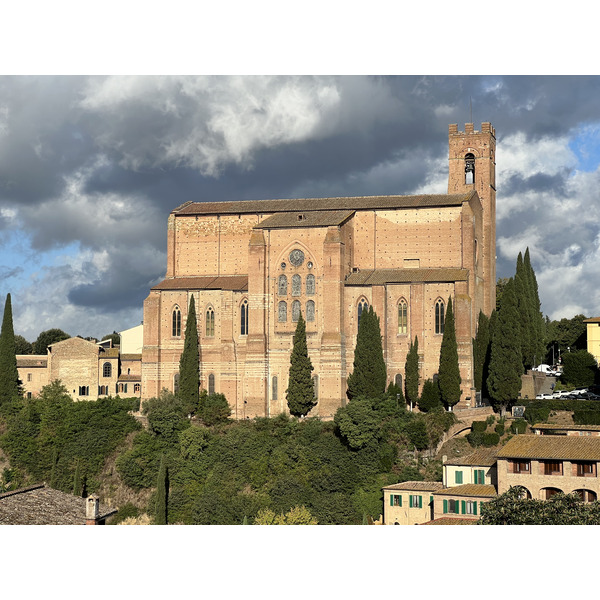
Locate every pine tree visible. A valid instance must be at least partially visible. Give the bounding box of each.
[0,293,21,404]
[178,295,199,412]
[346,306,386,400]
[487,278,523,413]
[438,297,462,411]
[473,310,490,393]
[155,454,169,525]
[286,313,316,417]
[404,336,419,410]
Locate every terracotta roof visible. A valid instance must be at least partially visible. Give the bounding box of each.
[497,435,600,461]
[120,354,142,361]
[101,348,120,358]
[152,276,248,292]
[118,374,141,382]
[254,210,355,229]
[433,484,497,498]
[0,485,116,525]
[532,423,600,432]
[420,517,478,525]
[345,268,469,286]
[383,481,445,492]
[444,448,498,467]
[16,355,47,368]
[174,193,474,216]
[584,317,600,323]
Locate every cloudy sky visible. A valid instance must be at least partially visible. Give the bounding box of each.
[2,74,600,342]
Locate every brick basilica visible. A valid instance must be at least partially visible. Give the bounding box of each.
[141,122,497,418]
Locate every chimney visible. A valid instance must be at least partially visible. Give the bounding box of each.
[86,496,100,525]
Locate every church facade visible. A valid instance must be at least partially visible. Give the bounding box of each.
[141,122,497,418]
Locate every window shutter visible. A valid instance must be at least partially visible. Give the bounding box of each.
[399,495,402,507]
[473,501,478,516]
[443,499,448,514]
[419,495,422,508]
[390,495,394,507]
[461,500,466,514]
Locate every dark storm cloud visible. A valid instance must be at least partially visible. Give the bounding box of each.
[0,266,22,281]
[501,171,570,198]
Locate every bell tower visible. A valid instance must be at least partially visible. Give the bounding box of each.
[448,122,496,315]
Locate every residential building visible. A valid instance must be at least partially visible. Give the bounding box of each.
[382,481,444,525]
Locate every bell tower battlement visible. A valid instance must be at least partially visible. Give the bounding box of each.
[448,122,496,315]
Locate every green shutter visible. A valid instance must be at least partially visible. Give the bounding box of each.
[473,501,478,516]
[399,495,402,507]
[419,495,422,508]
[443,499,448,513]
[455,471,463,484]
[390,495,394,507]
[461,500,466,514]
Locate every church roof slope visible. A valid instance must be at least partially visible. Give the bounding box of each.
[152,275,249,292]
[345,268,469,286]
[175,193,475,216]
[254,210,355,229]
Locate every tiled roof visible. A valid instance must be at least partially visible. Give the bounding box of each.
[420,517,478,525]
[174,193,474,216]
[152,276,249,292]
[102,348,120,358]
[120,354,142,361]
[383,481,445,492]
[444,448,498,466]
[532,423,600,432]
[497,435,600,461]
[254,210,355,229]
[0,485,116,525]
[584,317,600,323]
[433,484,497,498]
[16,355,47,368]
[345,268,469,286]
[118,374,141,382]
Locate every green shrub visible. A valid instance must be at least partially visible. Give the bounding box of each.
[110,502,140,524]
[482,432,500,446]
[495,422,505,436]
[573,411,600,426]
[466,431,484,447]
[510,419,527,434]
[472,421,488,433]
[524,406,551,425]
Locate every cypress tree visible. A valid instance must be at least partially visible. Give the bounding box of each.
[73,459,82,496]
[417,378,442,412]
[438,297,462,411]
[473,310,490,393]
[514,252,530,367]
[286,313,316,417]
[178,295,199,412]
[155,454,169,525]
[346,306,386,400]
[524,247,545,365]
[487,278,523,414]
[0,293,21,404]
[404,336,419,409]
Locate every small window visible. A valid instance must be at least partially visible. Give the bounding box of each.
[208,373,215,395]
[79,386,89,396]
[474,469,486,484]
[543,461,562,475]
[278,301,287,322]
[172,306,181,337]
[241,299,249,335]
[278,274,288,296]
[390,494,402,507]
[465,152,475,184]
[306,300,315,322]
[358,299,369,326]
[398,299,408,334]
[292,300,301,322]
[446,499,459,514]
[292,274,301,297]
[465,501,477,515]
[272,376,278,401]
[103,362,112,378]
[409,495,422,509]
[306,274,316,295]
[435,299,445,335]
[134,383,141,394]
[512,460,531,474]
[27,373,32,382]
[206,307,215,337]
[455,471,463,485]
[576,462,595,477]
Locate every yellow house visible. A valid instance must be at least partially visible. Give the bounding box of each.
[442,448,497,488]
[382,481,444,525]
[584,317,600,364]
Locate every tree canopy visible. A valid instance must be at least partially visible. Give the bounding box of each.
[286,313,316,417]
[0,294,21,404]
[32,329,70,355]
[347,306,386,401]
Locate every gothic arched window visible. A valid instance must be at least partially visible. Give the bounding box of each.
[395,374,403,390]
[278,301,287,322]
[292,300,301,322]
[172,306,181,337]
[103,362,112,378]
[306,274,315,295]
[241,299,249,335]
[278,274,288,296]
[272,376,278,401]
[358,299,369,327]
[208,373,215,395]
[398,299,408,335]
[206,307,215,337]
[306,300,315,322]
[435,299,445,335]
[292,274,301,297]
